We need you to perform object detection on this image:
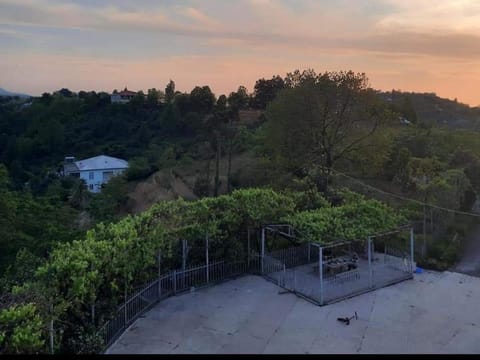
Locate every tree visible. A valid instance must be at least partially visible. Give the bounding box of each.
[400,96,417,124]
[225,88,249,192]
[227,86,249,111]
[54,88,74,98]
[159,103,181,135]
[174,93,192,117]
[464,159,480,194]
[190,86,216,114]
[284,69,317,88]
[251,75,285,109]
[216,95,227,111]
[265,70,386,192]
[386,147,412,188]
[146,88,163,107]
[130,91,145,108]
[165,80,175,104]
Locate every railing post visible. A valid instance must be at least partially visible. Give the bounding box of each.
[384,244,387,265]
[319,246,324,305]
[410,227,415,274]
[292,266,296,291]
[173,270,177,295]
[158,249,162,299]
[182,240,187,289]
[261,227,265,274]
[308,242,311,263]
[368,236,373,288]
[124,297,127,327]
[247,227,250,271]
[206,233,210,283]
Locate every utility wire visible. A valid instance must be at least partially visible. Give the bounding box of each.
[330,168,480,218]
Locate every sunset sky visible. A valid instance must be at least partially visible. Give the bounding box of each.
[1,0,480,106]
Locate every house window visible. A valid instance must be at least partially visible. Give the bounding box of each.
[89,184,94,190]
[89,172,94,180]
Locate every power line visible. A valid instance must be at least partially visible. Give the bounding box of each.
[330,168,480,218]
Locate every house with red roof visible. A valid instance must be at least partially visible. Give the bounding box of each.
[111,87,138,103]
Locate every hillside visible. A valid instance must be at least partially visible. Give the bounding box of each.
[127,151,259,214]
[380,90,480,130]
[0,87,31,98]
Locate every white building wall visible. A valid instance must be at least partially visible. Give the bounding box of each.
[80,168,126,193]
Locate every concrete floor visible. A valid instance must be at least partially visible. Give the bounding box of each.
[107,271,480,354]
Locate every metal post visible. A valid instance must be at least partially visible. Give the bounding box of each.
[182,239,187,289]
[206,233,209,283]
[182,239,187,271]
[247,227,250,270]
[308,242,311,263]
[368,237,373,288]
[410,228,415,273]
[283,264,286,287]
[124,281,128,326]
[158,249,162,298]
[423,203,427,257]
[173,270,177,295]
[384,242,387,265]
[294,267,297,291]
[261,227,265,274]
[319,246,324,305]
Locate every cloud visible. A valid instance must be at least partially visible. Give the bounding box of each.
[377,0,480,33]
[1,0,480,104]
[2,0,480,60]
[181,7,222,28]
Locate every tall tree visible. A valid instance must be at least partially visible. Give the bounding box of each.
[265,70,386,192]
[190,86,216,114]
[227,86,249,111]
[165,80,175,104]
[146,88,163,107]
[251,76,285,109]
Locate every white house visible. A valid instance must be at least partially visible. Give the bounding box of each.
[111,88,137,103]
[63,155,129,193]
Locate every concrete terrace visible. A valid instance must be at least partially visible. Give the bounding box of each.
[107,271,480,354]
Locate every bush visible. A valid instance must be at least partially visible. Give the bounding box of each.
[8,187,405,353]
[125,157,155,181]
[0,303,46,354]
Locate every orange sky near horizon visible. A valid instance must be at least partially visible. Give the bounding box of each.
[1,0,480,106]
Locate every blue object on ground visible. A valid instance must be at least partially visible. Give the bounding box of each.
[415,267,423,274]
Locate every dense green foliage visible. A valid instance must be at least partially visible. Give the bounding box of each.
[1,188,405,353]
[0,165,82,276]
[286,194,407,242]
[0,303,45,354]
[1,69,480,353]
[0,82,258,276]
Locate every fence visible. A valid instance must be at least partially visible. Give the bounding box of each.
[97,227,414,351]
[261,228,415,306]
[98,259,250,350]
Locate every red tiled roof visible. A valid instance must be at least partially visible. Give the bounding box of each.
[118,90,137,96]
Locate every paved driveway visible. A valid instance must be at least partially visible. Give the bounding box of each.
[107,271,480,354]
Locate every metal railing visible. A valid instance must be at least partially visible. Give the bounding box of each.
[98,259,251,350]
[268,244,310,269]
[324,268,361,287]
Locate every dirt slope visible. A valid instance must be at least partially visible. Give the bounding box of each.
[127,152,257,214]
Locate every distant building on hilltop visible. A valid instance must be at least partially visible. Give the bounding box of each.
[111,87,137,103]
[63,155,129,192]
